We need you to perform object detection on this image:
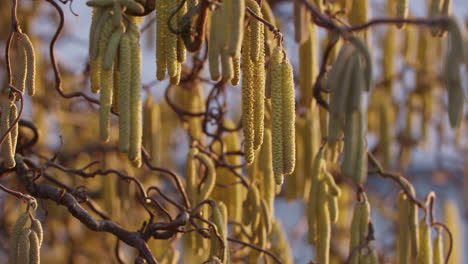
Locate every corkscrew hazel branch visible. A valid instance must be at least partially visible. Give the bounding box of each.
[227,237,282,264]
[0,183,35,204]
[368,151,426,209]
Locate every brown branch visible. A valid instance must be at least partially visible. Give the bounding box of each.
[228,237,282,264]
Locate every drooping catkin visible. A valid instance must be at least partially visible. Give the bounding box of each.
[29,230,40,264]
[103,27,123,70]
[397,192,411,264]
[396,0,408,28]
[221,52,234,81]
[1,97,15,169]
[299,24,318,108]
[89,8,104,58]
[252,27,265,151]
[9,102,18,157]
[231,55,241,86]
[417,217,432,264]
[99,63,113,142]
[408,190,420,260]
[156,0,167,80]
[9,213,29,264]
[18,228,31,264]
[444,200,461,264]
[186,147,199,206]
[302,102,321,201]
[30,219,43,247]
[211,202,228,261]
[112,62,120,113]
[382,27,396,91]
[433,228,444,264]
[243,184,261,229]
[208,9,221,81]
[317,182,331,264]
[10,33,27,94]
[167,0,180,80]
[143,96,161,165]
[444,17,465,129]
[349,0,369,26]
[270,46,285,184]
[128,24,143,167]
[293,0,310,44]
[195,152,216,202]
[176,0,187,63]
[349,202,363,264]
[227,0,245,56]
[241,25,255,164]
[259,129,275,215]
[245,0,262,61]
[307,148,324,244]
[280,56,296,176]
[118,33,131,152]
[17,33,36,96]
[95,15,114,94]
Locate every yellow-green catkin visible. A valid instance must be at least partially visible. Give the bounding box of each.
[9,213,29,263]
[166,0,180,81]
[403,25,418,65]
[208,8,222,81]
[382,26,396,91]
[118,33,131,152]
[444,200,461,264]
[143,96,161,166]
[302,102,321,201]
[307,148,324,244]
[445,18,465,129]
[128,24,142,167]
[299,24,318,108]
[280,55,296,176]
[156,0,167,80]
[252,21,265,151]
[227,0,245,57]
[285,119,304,201]
[433,227,444,264]
[9,102,18,160]
[259,128,275,215]
[349,199,370,264]
[17,33,36,96]
[196,152,216,202]
[397,192,411,264]
[18,228,31,264]
[241,25,255,164]
[10,33,27,94]
[211,122,244,222]
[293,0,310,44]
[1,97,15,169]
[245,0,262,61]
[349,202,362,264]
[396,0,409,28]
[29,230,40,264]
[417,217,432,264]
[317,182,331,264]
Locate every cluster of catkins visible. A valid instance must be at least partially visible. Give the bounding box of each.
[1,30,36,169]
[9,208,43,264]
[83,0,468,263]
[87,0,144,167]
